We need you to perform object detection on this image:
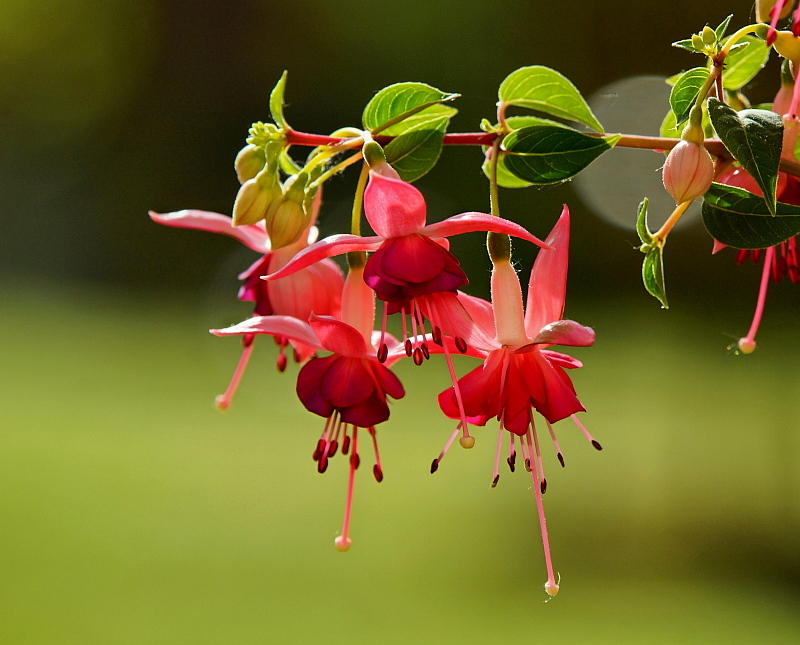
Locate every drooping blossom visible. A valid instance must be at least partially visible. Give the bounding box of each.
[149,205,344,407]
[435,206,598,596]
[712,80,800,353]
[212,268,404,551]
[266,167,549,445]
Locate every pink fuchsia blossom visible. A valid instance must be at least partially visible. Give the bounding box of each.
[266,170,549,364]
[149,209,344,407]
[435,206,598,597]
[212,268,405,551]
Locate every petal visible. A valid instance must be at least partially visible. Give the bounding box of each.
[455,292,496,339]
[321,357,375,408]
[266,234,382,281]
[525,205,570,337]
[211,315,321,350]
[417,292,496,353]
[364,171,427,238]
[149,210,270,253]
[531,320,595,347]
[296,355,337,418]
[421,212,550,249]
[539,349,583,369]
[520,350,584,424]
[369,362,406,401]
[309,316,367,358]
[267,258,344,322]
[341,394,391,427]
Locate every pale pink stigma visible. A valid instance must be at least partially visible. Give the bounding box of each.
[525,425,559,596]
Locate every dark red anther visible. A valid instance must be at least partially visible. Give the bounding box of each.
[430,458,439,474]
[317,457,329,473]
[557,453,565,468]
[591,440,603,451]
[243,333,255,348]
[454,336,468,353]
[293,348,301,363]
[277,352,288,373]
[432,326,443,346]
[421,342,430,360]
[736,249,748,265]
[342,435,351,455]
[350,453,361,469]
[404,339,413,357]
[377,343,389,363]
[752,248,763,263]
[491,474,499,488]
[328,439,338,457]
[524,458,531,472]
[373,465,384,482]
[313,439,325,461]
[413,347,423,366]
[507,453,516,473]
[540,478,547,495]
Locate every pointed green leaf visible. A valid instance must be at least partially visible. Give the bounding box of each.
[702,182,800,248]
[269,71,289,130]
[660,109,681,139]
[636,198,668,308]
[383,105,456,181]
[498,66,603,133]
[501,125,619,185]
[672,38,700,52]
[707,98,782,215]
[721,36,770,91]
[715,14,733,40]
[670,67,709,126]
[362,82,458,133]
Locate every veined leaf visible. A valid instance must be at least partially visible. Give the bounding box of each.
[670,67,709,126]
[498,66,603,133]
[383,106,456,182]
[501,125,619,185]
[636,198,668,308]
[362,82,458,133]
[702,182,800,248]
[721,36,770,91]
[707,98,782,216]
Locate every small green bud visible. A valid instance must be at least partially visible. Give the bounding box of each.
[691,34,704,51]
[232,167,282,226]
[234,144,266,184]
[701,26,716,47]
[362,140,387,168]
[265,173,310,248]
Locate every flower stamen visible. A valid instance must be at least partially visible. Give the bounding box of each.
[214,334,256,411]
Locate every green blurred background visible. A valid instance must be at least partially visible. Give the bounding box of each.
[2,0,799,642]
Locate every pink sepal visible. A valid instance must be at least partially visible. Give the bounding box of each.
[541,349,583,369]
[310,315,367,358]
[265,234,383,280]
[525,205,570,338]
[531,320,595,347]
[210,315,321,350]
[422,212,550,250]
[364,171,427,238]
[149,210,269,253]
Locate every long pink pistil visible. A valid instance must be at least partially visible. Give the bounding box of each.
[739,245,776,354]
[335,427,359,552]
[214,337,256,411]
[525,426,559,596]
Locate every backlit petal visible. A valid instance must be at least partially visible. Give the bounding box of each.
[363,171,427,238]
[149,210,270,253]
[422,212,550,249]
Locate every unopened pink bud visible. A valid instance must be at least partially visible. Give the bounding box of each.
[662,140,714,204]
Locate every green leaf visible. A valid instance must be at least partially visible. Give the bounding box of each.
[269,71,289,130]
[501,125,619,185]
[672,38,699,52]
[702,182,800,248]
[707,98,782,215]
[660,109,681,139]
[481,116,570,188]
[721,36,770,91]
[362,82,458,133]
[498,66,603,133]
[670,67,709,126]
[636,198,669,308]
[383,105,456,182]
[715,14,733,40]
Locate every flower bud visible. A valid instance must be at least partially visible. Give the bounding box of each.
[756,0,795,24]
[232,167,282,226]
[265,173,310,248]
[773,30,800,62]
[234,144,266,184]
[701,26,716,47]
[662,140,714,204]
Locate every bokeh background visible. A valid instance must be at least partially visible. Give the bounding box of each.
[2,0,799,642]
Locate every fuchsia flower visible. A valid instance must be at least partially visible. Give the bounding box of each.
[435,206,598,596]
[149,208,344,407]
[212,268,405,551]
[267,169,550,365]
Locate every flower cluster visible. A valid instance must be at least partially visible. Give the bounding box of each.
[152,150,597,596]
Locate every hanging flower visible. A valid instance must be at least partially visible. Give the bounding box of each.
[149,206,344,407]
[211,268,405,551]
[435,206,598,597]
